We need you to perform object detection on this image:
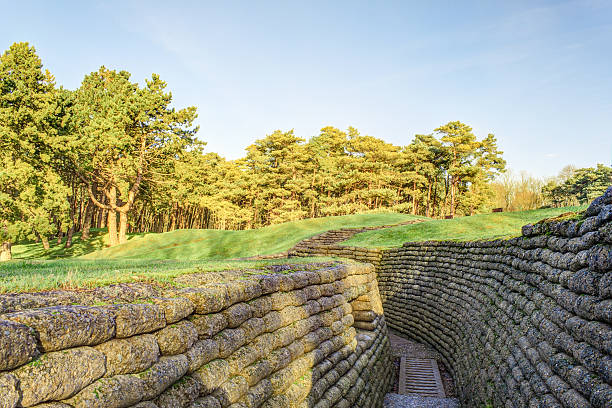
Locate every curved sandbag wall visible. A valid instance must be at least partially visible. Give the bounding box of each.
[294,187,612,408]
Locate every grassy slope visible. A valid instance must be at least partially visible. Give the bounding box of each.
[81,213,422,260]
[0,257,336,293]
[12,212,421,261]
[343,206,586,248]
[6,207,584,292]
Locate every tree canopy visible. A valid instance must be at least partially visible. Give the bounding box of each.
[542,164,612,207]
[0,42,514,260]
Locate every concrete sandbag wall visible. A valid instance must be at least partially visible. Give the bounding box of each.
[0,263,393,408]
[292,188,612,408]
[290,245,382,268]
[380,190,612,407]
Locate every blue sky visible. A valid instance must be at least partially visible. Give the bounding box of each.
[2,0,611,177]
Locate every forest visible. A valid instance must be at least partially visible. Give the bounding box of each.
[1,42,609,260]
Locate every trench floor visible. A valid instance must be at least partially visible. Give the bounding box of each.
[384,330,460,408]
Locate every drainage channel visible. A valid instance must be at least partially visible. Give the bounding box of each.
[384,331,460,408]
[398,357,446,398]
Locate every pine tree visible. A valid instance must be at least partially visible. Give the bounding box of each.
[0,43,68,260]
[68,67,198,245]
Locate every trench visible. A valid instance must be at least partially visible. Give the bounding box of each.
[0,190,611,408]
[289,190,612,408]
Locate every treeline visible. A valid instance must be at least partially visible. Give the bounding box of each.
[491,164,612,211]
[542,164,612,207]
[0,42,506,260]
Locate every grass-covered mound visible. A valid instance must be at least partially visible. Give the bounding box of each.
[12,212,421,261]
[342,206,586,248]
[0,257,337,293]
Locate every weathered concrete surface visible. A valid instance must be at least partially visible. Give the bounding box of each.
[0,262,391,408]
[95,334,159,376]
[155,320,198,355]
[3,306,115,352]
[105,303,165,338]
[66,375,146,408]
[12,347,106,406]
[0,319,39,370]
[0,373,19,408]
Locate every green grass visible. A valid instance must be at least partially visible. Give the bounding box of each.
[0,257,336,293]
[342,206,587,248]
[79,213,421,260]
[2,206,587,293]
[12,229,109,259]
[12,212,421,261]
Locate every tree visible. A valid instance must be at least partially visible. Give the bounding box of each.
[308,127,351,216]
[435,122,505,217]
[0,153,29,260]
[543,164,612,206]
[2,42,519,248]
[241,130,309,226]
[345,128,400,211]
[400,136,435,215]
[413,134,445,217]
[463,133,506,214]
[0,42,69,260]
[435,121,479,217]
[0,155,70,250]
[492,170,544,211]
[68,67,198,245]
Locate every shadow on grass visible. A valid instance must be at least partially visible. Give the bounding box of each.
[12,229,161,260]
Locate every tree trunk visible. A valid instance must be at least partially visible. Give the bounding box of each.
[0,242,11,262]
[56,230,63,244]
[65,200,76,248]
[105,186,120,246]
[97,191,107,229]
[170,202,177,231]
[65,225,74,248]
[42,236,50,250]
[107,209,119,246]
[138,208,145,232]
[450,180,455,218]
[432,181,439,218]
[76,193,84,231]
[101,207,108,228]
[81,198,94,240]
[118,211,128,244]
[97,206,105,228]
[412,181,417,215]
[426,182,432,218]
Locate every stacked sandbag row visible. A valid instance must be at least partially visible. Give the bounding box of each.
[288,219,425,256]
[324,275,394,408]
[0,262,392,408]
[291,229,370,249]
[378,187,612,408]
[289,245,383,268]
[348,271,385,332]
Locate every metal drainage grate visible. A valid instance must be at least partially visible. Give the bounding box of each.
[398,357,446,398]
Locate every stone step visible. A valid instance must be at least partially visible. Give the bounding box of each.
[287,218,428,257]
